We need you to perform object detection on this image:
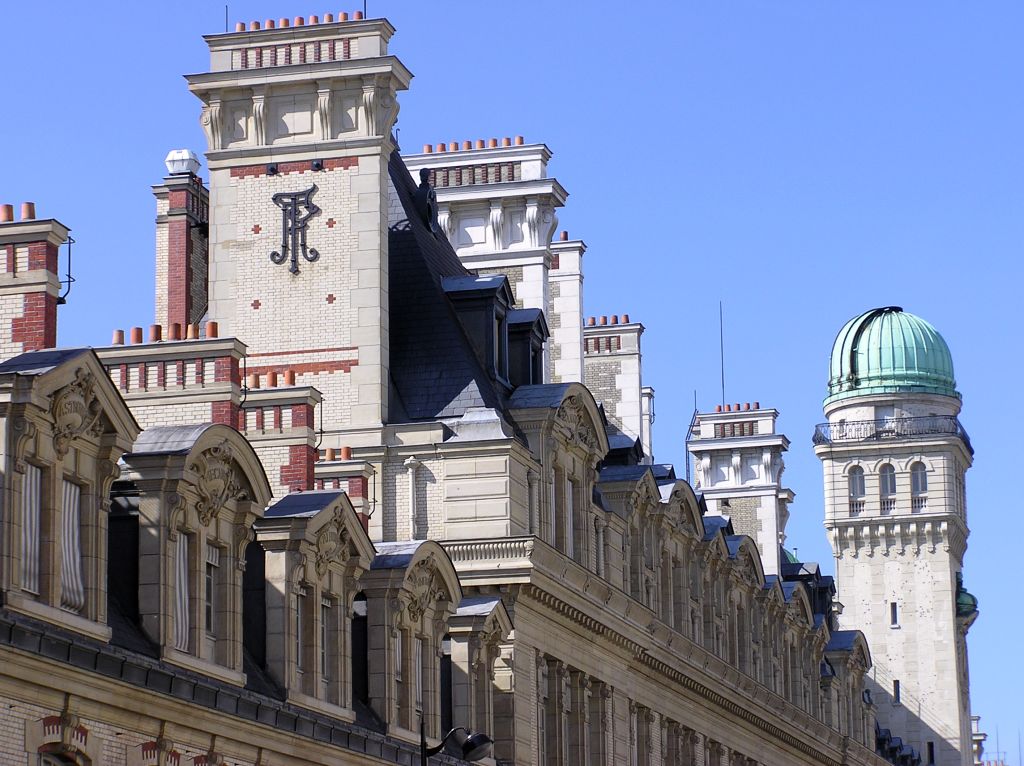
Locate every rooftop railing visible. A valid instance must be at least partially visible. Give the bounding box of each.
[813,415,973,454]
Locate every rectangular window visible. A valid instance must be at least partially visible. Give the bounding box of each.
[890,601,898,626]
[893,679,901,705]
[60,480,85,612]
[173,533,190,651]
[205,545,220,636]
[321,598,331,680]
[295,586,307,671]
[414,636,424,714]
[20,464,42,595]
[927,741,935,764]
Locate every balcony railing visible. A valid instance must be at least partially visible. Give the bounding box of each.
[813,416,972,454]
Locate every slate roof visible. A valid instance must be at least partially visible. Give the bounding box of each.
[371,540,428,570]
[386,151,507,421]
[0,347,92,376]
[702,515,732,541]
[455,596,503,617]
[507,383,574,410]
[598,464,652,484]
[264,489,347,518]
[128,424,216,455]
[825,630,863,652]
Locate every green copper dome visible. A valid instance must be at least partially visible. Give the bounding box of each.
[826,307,959,405]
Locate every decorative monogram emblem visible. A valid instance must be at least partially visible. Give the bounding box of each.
[271,185,320,274]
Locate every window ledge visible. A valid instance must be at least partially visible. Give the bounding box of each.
[163,646,246,686]
[5,593,112,643]
[288,690,357,722]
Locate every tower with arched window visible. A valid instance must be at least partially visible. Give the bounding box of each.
[814,306,978,766]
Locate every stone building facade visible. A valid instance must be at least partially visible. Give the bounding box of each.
[0,12,970,766]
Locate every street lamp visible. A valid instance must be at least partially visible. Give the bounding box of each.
[420,717,492,765]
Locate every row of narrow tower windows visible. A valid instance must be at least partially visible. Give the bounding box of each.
[847,462,928,516]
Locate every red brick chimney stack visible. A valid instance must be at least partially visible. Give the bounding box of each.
[0,202,68,356]
[154,150,210,331]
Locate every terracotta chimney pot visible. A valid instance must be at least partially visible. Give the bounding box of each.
[436,143,447,153]
[265,18,275,27]
[463,140,472,150]
[250,20,260,30]
[206,321,219,338]
[353,10,364,19]
[611,315,619,325]
[587,316,595,326]
[247,373,260,389]
[130,327,143,344]
[743,402,750,411]
[235,21,245,31]
[488,138,498,148]
[111,329,125,345]
[279,18,289,27]
[423,144,433,153]
[266,370,278,387]
[559,230,568,241]
[0,204,13,223]
[475,139,485,149]
[502,137,511,147]
[20,202,35,221]
[734,403,740,412]
[725,403,732,412]
[325,447,337,461]
[715,404,723,413]
[599,315,608,325]
[169,323,182,340]
[324,13,334,22]
[310,15,319,24]
[149,324,162,343]
[186,323,199,340]
[340,12,349,20]
[514,135,524,145]
[340,445,353,460]
[284,370,296,386]
[622,313,630,323]
[754,401,761,410]
[294,16,305,26]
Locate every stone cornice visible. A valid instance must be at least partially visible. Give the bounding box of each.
[827,515,968,560]
[442,536,887,766]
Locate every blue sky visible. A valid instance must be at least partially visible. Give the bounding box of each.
[2,0,1021,757]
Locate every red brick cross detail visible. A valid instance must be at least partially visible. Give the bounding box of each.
[326,218,336,228]
[252,224,262,234]
[326,294,336,304]
[252,299,261,310]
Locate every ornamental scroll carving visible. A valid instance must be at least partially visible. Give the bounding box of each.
[405,555,444,622]
[51,368,104,457]
[188,440,244,526]
[314,516,351,577]
[555,395,597,451]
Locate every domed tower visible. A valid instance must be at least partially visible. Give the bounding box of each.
[814,307,978,766]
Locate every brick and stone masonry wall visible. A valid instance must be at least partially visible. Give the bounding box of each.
[205,155,386,434]
[0,214,65,359]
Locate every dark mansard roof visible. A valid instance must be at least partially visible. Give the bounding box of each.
[386,150,508,422]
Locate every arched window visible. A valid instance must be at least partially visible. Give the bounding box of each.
[910,462,928,512]
[879,464,896,514]
[847,466,865,515]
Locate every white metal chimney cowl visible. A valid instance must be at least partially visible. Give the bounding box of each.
[164,149,201,176]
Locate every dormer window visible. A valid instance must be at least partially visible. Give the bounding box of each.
[442,274,515,387]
